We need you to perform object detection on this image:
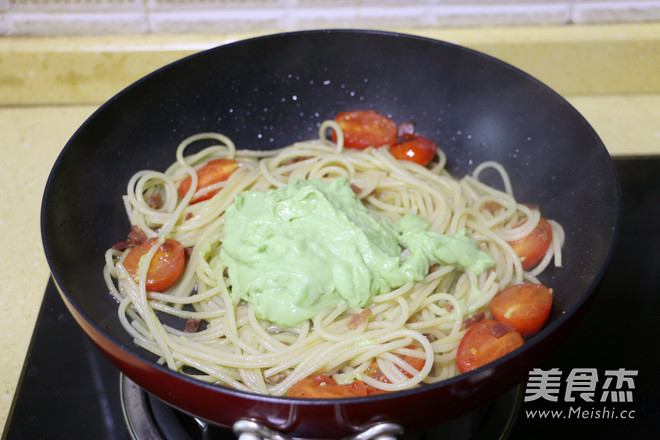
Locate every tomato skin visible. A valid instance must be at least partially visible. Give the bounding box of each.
[287,345,427,398]
[456,320,524,373]
[332,110,398,150]
[509,217,553,270]
[123,238,186,292]
[389,135,437,166]
[365,344,425,382]
[179,159,238,204]
[399,347,426,375]
[490,283,553,336]
[286,374,368,398]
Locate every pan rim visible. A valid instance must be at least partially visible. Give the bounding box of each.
[39,27,622,412]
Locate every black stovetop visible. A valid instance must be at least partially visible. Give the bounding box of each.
[3,157,659,440]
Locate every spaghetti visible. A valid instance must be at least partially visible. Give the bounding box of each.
[103,119,564,396]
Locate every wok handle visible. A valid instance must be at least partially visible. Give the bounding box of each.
[233,419,404,440]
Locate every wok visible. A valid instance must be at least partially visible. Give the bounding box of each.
[41,29,620,439]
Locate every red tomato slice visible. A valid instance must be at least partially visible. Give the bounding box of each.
[179,158,239,204]
[396,345,426,377]
[361,345,426,395]
[509,217,553,270]
[286,374,368,398]
[456,320,524,373]
[332,110,397,150]
[123,238,185,292]
[365,344,426,382]
[389,135,437,166]
[364,361,384,379]
[490,283,553,336]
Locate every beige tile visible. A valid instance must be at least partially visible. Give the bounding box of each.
[568,94,660,156]
[0,104,97,433]
[1,24,658,106]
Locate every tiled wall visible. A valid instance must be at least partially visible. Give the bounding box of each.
[1,0,659,36]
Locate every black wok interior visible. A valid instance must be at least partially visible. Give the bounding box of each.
[41,29,620,407]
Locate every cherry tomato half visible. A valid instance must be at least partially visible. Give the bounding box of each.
[286,374,368,398]
[123,238,185,292]
[365,345,426,382]
[509,217,553,270]
[456,320,524,373]
[389,135,437,166]
[360,345,427,395]
[490,283,553,336]
[179,158,239,204]
[332,110,397,150]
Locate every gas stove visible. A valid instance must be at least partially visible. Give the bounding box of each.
[3,157,659,440]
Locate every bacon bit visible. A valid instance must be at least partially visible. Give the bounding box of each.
[148,192,162,209]
[347,308,372,330]
[184,247,193,259]
[264,373,287,386]
[351,183,375,198]
[425,333,437,343]
[461,312,486,330]
[184,318,200,333]
[484,201,503,212]
[111,225,148,250]
[127,226,148,245]
[397,121,416,139]
[185,212,194,221]
[124,227,147,246]
[489,321,514,338]
[445,303,454,312]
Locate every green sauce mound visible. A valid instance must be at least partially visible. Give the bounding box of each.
[219,178,494,326]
